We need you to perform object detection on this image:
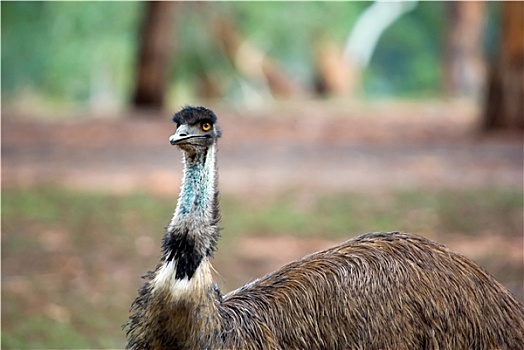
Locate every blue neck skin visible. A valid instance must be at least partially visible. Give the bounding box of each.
[173,145,216,222]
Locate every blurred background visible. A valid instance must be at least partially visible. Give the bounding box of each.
[2,1,523,348]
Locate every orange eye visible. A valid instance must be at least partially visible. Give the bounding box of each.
[201,122,212,132]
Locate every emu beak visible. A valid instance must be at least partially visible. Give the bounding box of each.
[169,125,191,146]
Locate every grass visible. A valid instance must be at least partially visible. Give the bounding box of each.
[221,188,522,239]
[2,186,522,349]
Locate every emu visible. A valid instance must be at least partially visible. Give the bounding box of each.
[126,106,524,350]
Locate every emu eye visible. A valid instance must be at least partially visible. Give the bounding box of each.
[201,122,212,132]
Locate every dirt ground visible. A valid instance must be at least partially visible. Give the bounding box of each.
[3,99,523,195]
[4,100,523,280]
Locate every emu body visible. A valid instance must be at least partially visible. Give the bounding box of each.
[126,106,524,350]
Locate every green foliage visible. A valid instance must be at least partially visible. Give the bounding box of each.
[364,2,446,96]
[1,1,141,106]
[225,2,367,76]
[1,2,49,93]
[1,2,501,109]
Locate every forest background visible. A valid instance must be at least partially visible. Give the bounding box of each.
[2,2,523,349]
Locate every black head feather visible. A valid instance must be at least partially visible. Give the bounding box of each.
[172,106,218,126]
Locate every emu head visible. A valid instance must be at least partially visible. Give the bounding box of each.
[169,106,222,155]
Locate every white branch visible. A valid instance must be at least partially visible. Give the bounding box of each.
[343,0,418,69]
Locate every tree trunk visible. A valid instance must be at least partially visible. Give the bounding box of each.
[443,1,486,98]
[132,2,176,111]
[483,1,524,130]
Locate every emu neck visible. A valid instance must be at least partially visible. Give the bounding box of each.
[165,143,220,271]
[147,143,222,349]
[177,148,216,218]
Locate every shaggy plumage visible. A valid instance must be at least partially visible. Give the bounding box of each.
[125,106,524,350]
